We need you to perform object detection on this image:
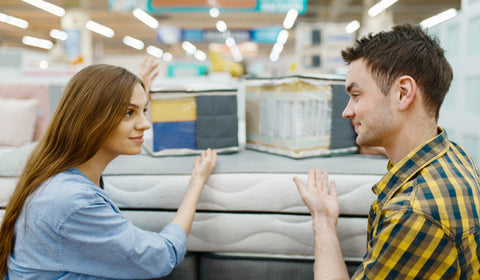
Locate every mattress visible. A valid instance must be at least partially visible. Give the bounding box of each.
[0,143,387,261]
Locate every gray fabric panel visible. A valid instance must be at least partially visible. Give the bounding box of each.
[196,95,237,115]
[196,137,238,149]
[196,115,238,138]
[195,95,238,149]
[331,84,357,149]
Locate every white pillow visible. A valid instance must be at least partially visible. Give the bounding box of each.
[0,97,39,146]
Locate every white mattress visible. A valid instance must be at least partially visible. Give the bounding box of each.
[0,143,388,260]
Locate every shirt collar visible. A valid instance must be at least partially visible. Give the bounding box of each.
[372,127,450,207]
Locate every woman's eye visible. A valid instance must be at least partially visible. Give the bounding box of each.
[125,110,134,117]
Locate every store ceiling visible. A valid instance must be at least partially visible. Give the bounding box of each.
[0,0,461,57]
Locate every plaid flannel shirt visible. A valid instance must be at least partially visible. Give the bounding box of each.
[352,128,480,279]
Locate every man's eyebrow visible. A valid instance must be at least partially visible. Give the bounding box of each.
[346,82,359,93]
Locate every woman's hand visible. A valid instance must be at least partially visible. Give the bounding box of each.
[139,55,159,99]
[190,148,217,187]
[293,168,339,225]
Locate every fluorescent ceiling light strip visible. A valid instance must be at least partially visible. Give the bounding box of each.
[276,30,289,45]
[420,8,457,28]
[216,20,227,32]
[368,0,398,17]
[283,9,298,30]
[182,41,197,54]
[132,8,158,29]
[194,50,207,61]
[22,0,65,17]
[50,29,67,40]
[345,20,360,33]
[0,12,29,28]
[86,20,114,38]
[22,35,53,49]
[163,52,173,62]
[123,36,144,50]
[146,46,163,58]
[225,37,235,47]
[209,8,219,18]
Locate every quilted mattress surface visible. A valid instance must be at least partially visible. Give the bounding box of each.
[0,143,388,259]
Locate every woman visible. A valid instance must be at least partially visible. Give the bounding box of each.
[0,63,217,279]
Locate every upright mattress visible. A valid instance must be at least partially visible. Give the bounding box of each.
[0,143,387,261]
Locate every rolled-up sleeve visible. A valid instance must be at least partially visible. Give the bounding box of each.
[57,199,187,279]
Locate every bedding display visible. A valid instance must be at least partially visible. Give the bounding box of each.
[146,87,239,156]
[245,75,357,158]
[0,144,388,279]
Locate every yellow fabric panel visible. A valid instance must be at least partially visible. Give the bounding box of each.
[151,97,197,122]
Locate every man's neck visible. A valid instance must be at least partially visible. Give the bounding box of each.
[385,119,438,165]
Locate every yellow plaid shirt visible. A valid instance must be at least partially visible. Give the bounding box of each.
[352,128,480,279]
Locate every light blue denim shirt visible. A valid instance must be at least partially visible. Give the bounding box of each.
[6,167,187,279]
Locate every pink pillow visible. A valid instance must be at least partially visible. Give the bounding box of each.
[0,97,39,146]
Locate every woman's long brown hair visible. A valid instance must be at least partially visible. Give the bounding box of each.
[0,64,143,277]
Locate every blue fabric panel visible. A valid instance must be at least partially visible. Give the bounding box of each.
[153,121,196,152]
[331,84,356,149]
[195,95,238,149]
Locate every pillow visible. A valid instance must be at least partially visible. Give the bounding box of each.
[0,97,39,146]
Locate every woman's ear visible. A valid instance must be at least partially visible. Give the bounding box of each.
[396,75,417,111]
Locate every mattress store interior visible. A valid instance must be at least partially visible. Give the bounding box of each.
[1,0,479,279]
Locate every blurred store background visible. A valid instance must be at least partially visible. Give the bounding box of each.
[0,0,479,163]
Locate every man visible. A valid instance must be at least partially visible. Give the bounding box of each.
[294,23,480,279]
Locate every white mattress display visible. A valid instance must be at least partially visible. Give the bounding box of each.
[0,143,388,262]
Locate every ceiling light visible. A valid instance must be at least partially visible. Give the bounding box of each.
[182,41,197,54]
[276,30,289,45]
[0,12,28,29]
[209,8,220,18]
[283,9,298,30]
[86,20,114,38]
[216,20,227,32]
[269,52,279,62]
[420,8,457,28]
[163,52,173,62]
[146,45,163,58]
[225,37,235,47]
[132,8,159,29]
[123,36,144,50]
[368,0,398,17]
[50,29,68,41]
[194,50,207,61]
[345,20,360,34]
[272,42,284,54]
[22,0,65,17]
[22,36,53,50]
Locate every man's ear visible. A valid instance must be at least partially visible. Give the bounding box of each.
[396,75,417,111]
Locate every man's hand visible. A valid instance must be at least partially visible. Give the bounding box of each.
[294,168,339,225]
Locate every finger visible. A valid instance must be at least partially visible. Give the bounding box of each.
[322,171,329,192]
[314,168,322,188]
[307,169,315,188]
[141,55,148,69]
[201,150,206,161]
[293,177,306,195]
[212,149,217,163]
[330,180,337,197]
[194,155,200,168]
